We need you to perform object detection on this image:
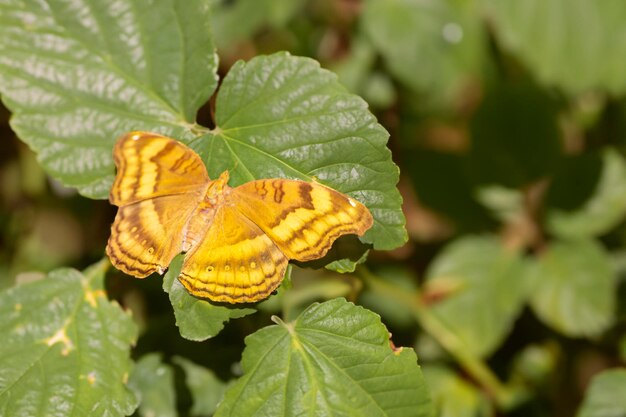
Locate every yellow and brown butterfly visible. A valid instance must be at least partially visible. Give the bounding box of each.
[105,131,373,303]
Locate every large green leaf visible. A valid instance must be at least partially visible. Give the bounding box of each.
[0,261,137,417]
[527,239,616,337]
[546,149,626,239]
[576,368,626,417]
[193,52,405,249]
[163,255,255,342]
[0,0,218,198]
[173,356,229,417]
[424,236,527,357]
[129,354,176,417]
[362,0,485,104]
[215,298,433,417]
[482,0,626,94]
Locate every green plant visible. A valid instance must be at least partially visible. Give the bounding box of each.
[1,0,625,416]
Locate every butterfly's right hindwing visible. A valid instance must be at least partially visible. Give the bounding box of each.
[107,132,208,278]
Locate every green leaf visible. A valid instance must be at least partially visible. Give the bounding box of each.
[482,0,626,94]
[576,368,626,417]
[129,354,176,417]
[362,0,485,105]
[547,149,626,239]
[173,356,229,417]
[0,260,137,417]
[528,239,616,337]
[194,52,405,250]
[215,298,433,417]
[422,365,491,417]
[163,255,255,342]
[425,236,527,357]
[0,0,218,198]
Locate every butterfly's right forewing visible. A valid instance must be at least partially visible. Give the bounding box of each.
[109,132,209,205]
[107,132,209,278]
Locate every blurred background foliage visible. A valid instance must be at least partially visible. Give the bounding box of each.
[1,0,626,416]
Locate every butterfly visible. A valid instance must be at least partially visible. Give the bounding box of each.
[106,131,374,303]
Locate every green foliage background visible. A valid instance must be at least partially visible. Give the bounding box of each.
[1,0,625,416]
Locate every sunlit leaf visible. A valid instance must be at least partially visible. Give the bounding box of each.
[425,236,527,357]
[362,0,485,105]
[547,149,626,239]
[215,298,433,417]
[0,261,137,417]
[577,369,626,417]
[528,239,615,337]
[483,0,626,94]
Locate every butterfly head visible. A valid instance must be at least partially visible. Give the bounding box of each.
[205,170,231,206]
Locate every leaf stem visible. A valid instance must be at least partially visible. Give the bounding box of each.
[357,266,520,409]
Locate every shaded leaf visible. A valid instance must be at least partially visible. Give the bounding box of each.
[210,0,304,49]
[483,0,626,94]
[359,265,417,329]
[0,260,137,417]
[422,365,491,417]
[215,298,432,417]
[0,0,218,198]
[362,0,485,105]
[425,236,527,357]
[163,256,255,342]
[528,239,616,337]
[547,149,626,239]
[173,356,229,417]
[577,368,626,417]
[129,354,176,417]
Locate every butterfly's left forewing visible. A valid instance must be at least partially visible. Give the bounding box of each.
[231,178,373,262]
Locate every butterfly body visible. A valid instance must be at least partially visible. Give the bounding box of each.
[107,132,373,303]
